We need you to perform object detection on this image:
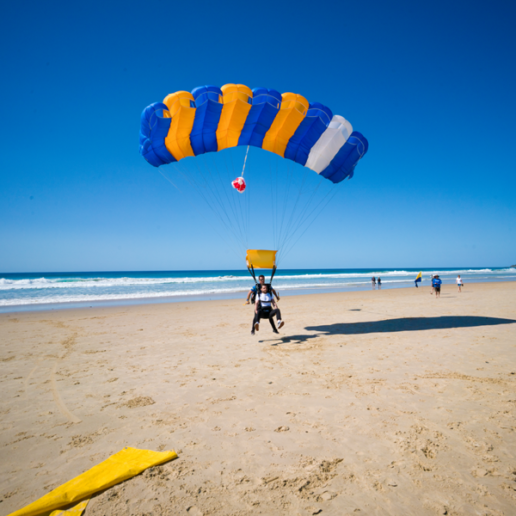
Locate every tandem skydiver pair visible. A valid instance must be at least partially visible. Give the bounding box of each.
[250,283,284,335]
[245,251,284,336]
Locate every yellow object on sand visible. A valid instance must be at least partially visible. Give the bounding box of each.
[246,249,277,269]
[49,498,90,516]
[9,447,178,516]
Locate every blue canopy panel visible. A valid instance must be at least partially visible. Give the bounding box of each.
[139,103,176,167]
[190,85,223,156]
[284,102,332,166]
[238,88,282,148]
[319,132,369,183]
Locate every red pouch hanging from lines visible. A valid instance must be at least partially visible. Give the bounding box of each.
[231,176,246,193]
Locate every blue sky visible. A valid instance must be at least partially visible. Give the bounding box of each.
[1,0,515,272]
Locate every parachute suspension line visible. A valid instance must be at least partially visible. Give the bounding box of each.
[244,149,252,249]
[275,159,288,252]
[277,166,324,265]
[172,161,240,250]
[274,153,280,249]
[172,161,245,253]
[228,145,236,177]
[233,150,248,248]
[281,183,340,261]
[213,150,249,251]
[203,152,247,249]
[280,175,326,254]
[189,156,245,249]
[208,152,243,243]
[237,148,250,249]
[157,169,242,260]
[280,187,340,263]
[268,153,277,249]
[278,162,296,254]
[197,154,245,249]
[234,146,251,250]
[276,159,294,254]
[278,178,328,263]
[276,166,309,263]
[223,150,247,247]
[236,148,249,249]
[286,166,316,239]
[193,156,227,223]
[241,146,250,177]
[221,150,248,248]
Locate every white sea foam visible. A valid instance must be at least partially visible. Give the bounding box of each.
[0,278,465,307]
[0,268,513,291]
[1,268,514,308]
[0,288,248,306]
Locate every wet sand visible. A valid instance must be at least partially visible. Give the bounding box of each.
[1,282,516,515]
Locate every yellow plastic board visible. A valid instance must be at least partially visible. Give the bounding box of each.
[9,447,178,516]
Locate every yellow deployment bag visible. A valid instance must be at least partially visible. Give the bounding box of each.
[246,249,277,269]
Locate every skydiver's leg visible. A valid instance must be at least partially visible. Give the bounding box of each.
[253,308,270,332]
[269,308,282,321]
[256,308,273,330]
[252,311,260,333]
[269,308,283,330]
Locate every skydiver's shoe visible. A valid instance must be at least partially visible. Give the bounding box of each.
[254,322,260,332]
[251,330,255,335]
[277,320,285,329]
[272,329,279,334]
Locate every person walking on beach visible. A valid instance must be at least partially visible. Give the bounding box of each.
[245,275,279,304]
[456,275,463,292]
[432,275,442,298]
[252,284,284,335]
[371,277,376,290]
[377,277,382,289]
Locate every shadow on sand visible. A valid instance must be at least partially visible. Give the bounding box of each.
[261,316,516,346]
[305,316,516,335]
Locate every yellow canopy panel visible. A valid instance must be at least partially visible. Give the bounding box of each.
[246,249,277,269]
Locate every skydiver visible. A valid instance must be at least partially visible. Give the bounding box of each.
[245,274,280,304]
[251,284,284,335]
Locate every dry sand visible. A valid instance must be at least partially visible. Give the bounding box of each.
[1,282,516,515]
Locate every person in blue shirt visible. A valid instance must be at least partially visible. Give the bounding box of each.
[432,275,442,298]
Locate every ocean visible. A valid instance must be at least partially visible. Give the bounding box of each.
[0,267,515,313]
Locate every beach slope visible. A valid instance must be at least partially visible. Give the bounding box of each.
[1,282,515,515]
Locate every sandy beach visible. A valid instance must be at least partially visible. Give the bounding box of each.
[1,282,515,515]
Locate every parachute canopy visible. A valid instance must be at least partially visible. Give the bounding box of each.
[246,250,277,269]
[140,84,368,184]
